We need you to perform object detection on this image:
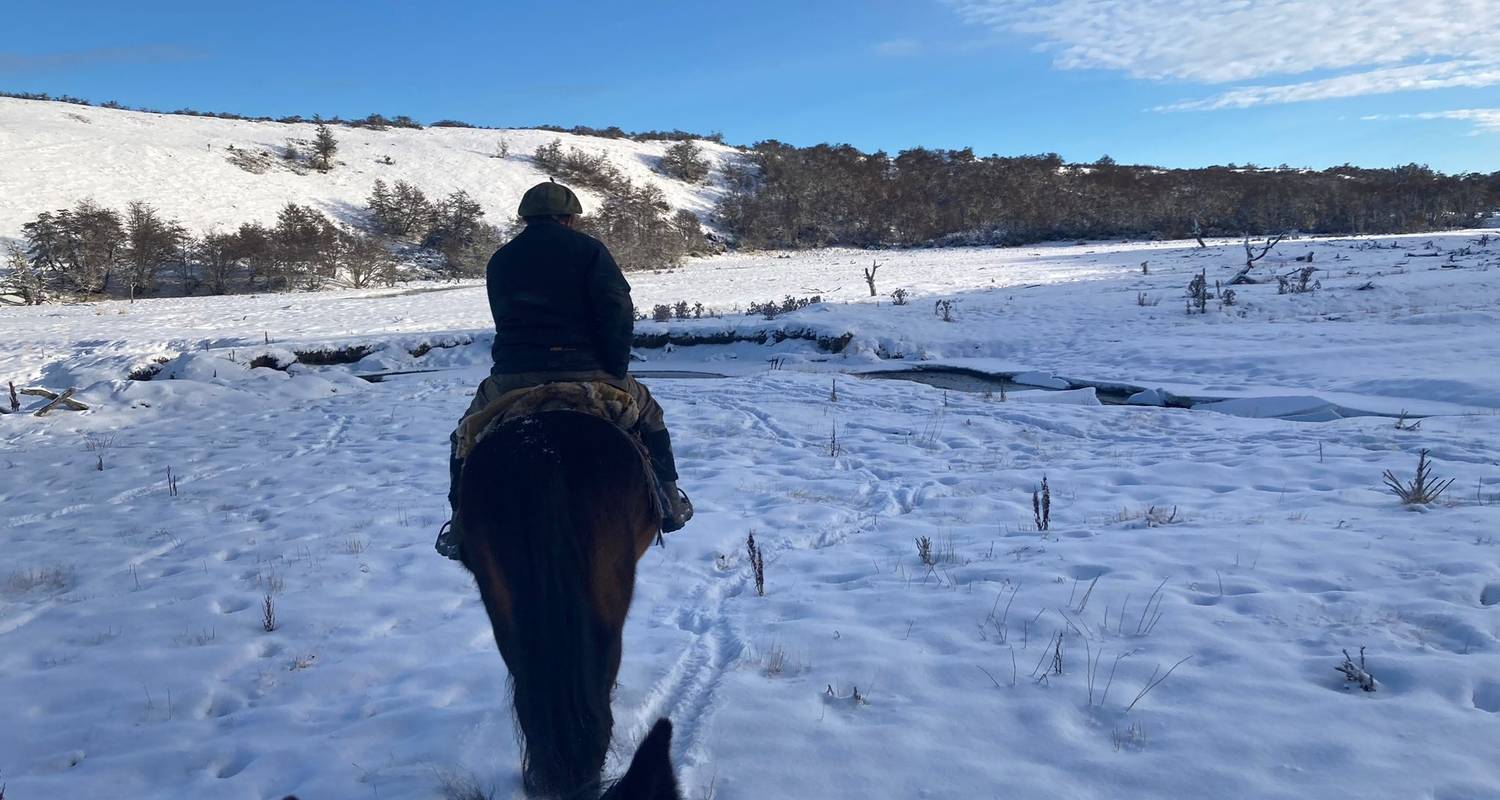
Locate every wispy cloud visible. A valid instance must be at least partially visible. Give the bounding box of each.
[1365,108,1500,135]
[945,1,1500,109]
[874,39,923,57]
[0,46,202,74]
[1159,61,1500,111]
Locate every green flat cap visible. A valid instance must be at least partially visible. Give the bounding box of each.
[518,181,584,217]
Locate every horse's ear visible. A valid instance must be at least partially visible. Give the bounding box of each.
[603,718,682,800]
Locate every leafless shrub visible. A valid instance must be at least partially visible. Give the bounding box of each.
[1136,291,1160,307]
[1145,505,1179,527]
[1112,722,1146,751]
[1336,647,1376,692]
[934,298,956,322]
[827,422,843,457]
[890,288,909,305]
[1033,477,1051,532]
[747,532,765,596]
[1186,270,1209,315]
[5,564,76,595]
[1277,265,1319,294]
[261,594,277,632]
[343,536,367,555]
[747,294,820,320]
[1394,410,1421,431]
[1382,449,1454,505]
[83,432,116,470]
[756,641,802,677]
[916,535,935,567]
[226,147,274,174]
[175,628,217,647]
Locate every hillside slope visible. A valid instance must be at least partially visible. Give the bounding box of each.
[0,97,735,243]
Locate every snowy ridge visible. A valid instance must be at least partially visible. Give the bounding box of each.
[0,96,736,243]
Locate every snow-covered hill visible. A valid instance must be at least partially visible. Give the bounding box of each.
[0,97,736,243]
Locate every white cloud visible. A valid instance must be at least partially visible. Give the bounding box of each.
[1367,108,1500,135]
[1157,61,1500,111]
[946,0,1500,108]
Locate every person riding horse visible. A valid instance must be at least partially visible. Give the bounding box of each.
[438,181,693,557]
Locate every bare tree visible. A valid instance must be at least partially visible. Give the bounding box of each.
[338,231,396,288]
[863,261,880,296]
[1230,232,1286,285]
[195,232,241,295]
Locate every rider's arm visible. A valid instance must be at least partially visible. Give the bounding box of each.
[587,244,634,378]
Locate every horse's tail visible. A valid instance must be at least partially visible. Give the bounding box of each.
[461,412,650,799]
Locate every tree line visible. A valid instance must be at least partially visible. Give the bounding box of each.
[4,199,404,303]
[2,138,714,303]
[7,122,1497,304]
[715,143,1500,249]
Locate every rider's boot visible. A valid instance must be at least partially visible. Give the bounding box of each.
[435,452,465,560]
[643,428,693,532]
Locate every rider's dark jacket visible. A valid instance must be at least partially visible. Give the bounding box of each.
[485,219,634,378]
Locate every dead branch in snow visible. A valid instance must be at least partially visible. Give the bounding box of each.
[26,387,88,416]
[1230,232,1286,284]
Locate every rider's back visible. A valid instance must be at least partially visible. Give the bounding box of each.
[486,219,633,377]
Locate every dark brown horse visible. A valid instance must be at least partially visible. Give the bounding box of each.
[460,410,680,800]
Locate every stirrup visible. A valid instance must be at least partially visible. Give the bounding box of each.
[434,519,463,560]
[661,487,693,535]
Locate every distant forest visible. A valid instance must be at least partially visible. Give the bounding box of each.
[717,143,1500,249]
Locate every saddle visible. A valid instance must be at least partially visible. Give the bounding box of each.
[455,381,666,527]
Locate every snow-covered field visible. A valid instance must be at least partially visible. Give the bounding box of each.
[0,96,732,245]
[3,234,1500,799]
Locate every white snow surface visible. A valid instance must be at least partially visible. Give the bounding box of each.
[0,96,735,244]
[3,233,1500,799]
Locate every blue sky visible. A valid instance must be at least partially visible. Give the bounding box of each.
[5,0,1498,172]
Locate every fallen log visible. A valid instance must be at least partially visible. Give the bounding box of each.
[24,387,89,416]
